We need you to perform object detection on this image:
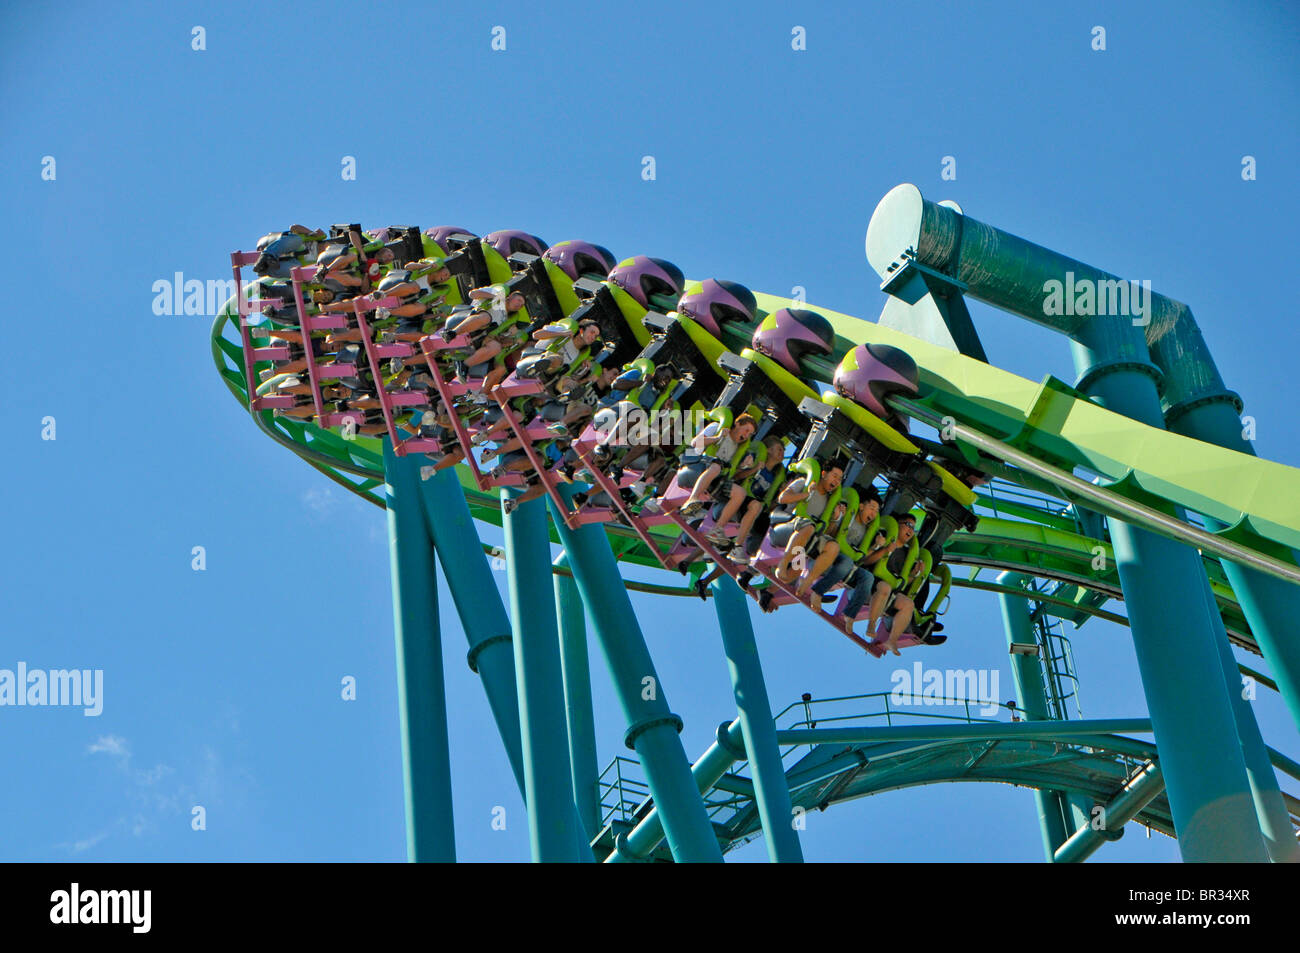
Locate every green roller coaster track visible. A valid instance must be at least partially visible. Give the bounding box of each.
[212,219,1300,861]
[210,288,1300,658]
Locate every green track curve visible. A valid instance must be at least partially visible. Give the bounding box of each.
[212,283,1300,660]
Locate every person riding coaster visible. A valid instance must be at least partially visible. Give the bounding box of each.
[559,255,688,376]
[252,225,327,278]
[671,409,760,528]
[852,511,926,654]
[761,456,847,602]
[487,431,582,510]
[808,484,888,607]
[865,559,954,656]
[667,434,787,577]
[435,229,548,304]
[439,299,540,392]
[588,359,682,473]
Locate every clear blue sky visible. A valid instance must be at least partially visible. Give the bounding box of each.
[2,0,1297,862]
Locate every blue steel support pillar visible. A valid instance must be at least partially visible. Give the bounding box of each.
[550,488,724,862]
[554,555,602,842]
[384,441,456,862]
[1200,580,1300,862]
[502,492,582,862]
[415,467,526,794]
[711,576,803,862]
[996,572,1071,861]
[1167,389,1300,734]
[1070,333,1268,862]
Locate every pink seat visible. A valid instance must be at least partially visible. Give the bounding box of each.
[251,345,292,361]
[422,334,471,353]
[321,410,365,428]
[495,377,544,397]
[389,392,430,407]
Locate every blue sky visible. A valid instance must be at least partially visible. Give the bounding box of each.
[2,0,1297,862]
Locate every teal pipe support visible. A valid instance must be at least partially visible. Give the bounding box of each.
[554,554,602,843]
[607,719,746,862]
[711,577,804,863]
[383,441,456,862]
[1054,762,1165,864]
[549,488,723,863]
[1201,580,1300,863]
[416,466,526,795]
[1069,335,1268,862]
[1172,403,1300,733]
[996,572,1071,861]
[502,492,582,862]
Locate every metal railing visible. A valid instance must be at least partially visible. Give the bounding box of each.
[594,690,1019,835]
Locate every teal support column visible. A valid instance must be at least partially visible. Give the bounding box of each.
[996,572,1070,861]
[550,488,723,863]
[554,555,601,842]
[1069,334,1268,862]
[415,466,525,795]
[608,719,746,862]
[502,492,582,862]
[384,442,456,862]
[711,577,803,863]
[1201,580,1300,863]
[1173,402,1300,733]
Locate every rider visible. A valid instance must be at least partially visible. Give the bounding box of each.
[861,513,926,654]
[811,487,885,604]
[675,413,759,521]
[764,462,844,592]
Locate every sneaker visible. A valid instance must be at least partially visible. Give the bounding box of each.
[758,590,776,613]
[679,501,705,519]
[694,580,710,601]
[547,422,570,437]
[420,466,436,481]
[706,528,731,547]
